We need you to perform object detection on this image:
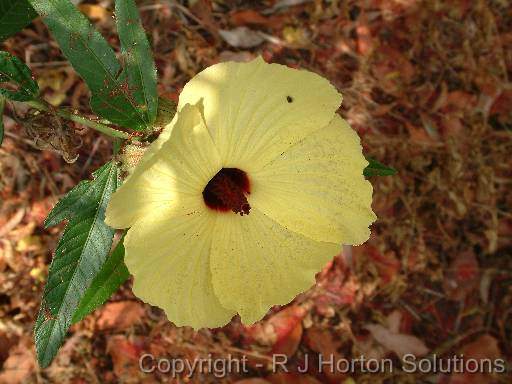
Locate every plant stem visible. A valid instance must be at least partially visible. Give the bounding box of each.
[25,100,130,139]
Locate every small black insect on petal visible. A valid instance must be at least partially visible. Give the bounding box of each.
[286,95,293,103]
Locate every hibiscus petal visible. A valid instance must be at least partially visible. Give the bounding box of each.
[210,208,339,324]
[125,211,235,329]
[250,115,376,245]
[177,56,342,171]
[105,103,222,228]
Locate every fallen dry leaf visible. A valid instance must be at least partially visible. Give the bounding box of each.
[267,372,322,384]
[28,197,55,227]
[462,334,501,360]
[265,0,313,14]
[440,116,464,138]
[444,91,477,110]
[0,337,36,384]
[234,379,271,384]
[190,0,219,38]
[219,27,265,48]
[356,15,373,56]
[442,251,479,301]
[107,335,147,382]
[268,306,305,357]
[96,301,145,331]
[448,334,503,384]
[490,89,512,119]
[364,311,429,359]
[304,326,347,382]
[272,319,302,358]
[364,245,401,285]
[0,208,24,238]
[384,310,402,334]
[78,4,111,20]
[0,333,19,367]
[230,10,270,26]
[248,306,305,347]
[218,50,255,63]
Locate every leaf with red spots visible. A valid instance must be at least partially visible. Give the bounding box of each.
[28,0,155,131]
[35,162,119,368]
[114,0,158,126]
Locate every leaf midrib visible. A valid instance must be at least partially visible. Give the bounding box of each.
[117,1,153,124]
[126,22,150,122]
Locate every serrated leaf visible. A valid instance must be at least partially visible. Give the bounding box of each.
[364,157,397,177]
[115,0,158,126]
[72,235,129,324]
[43,164,111,228]
[0,51,39,101]
[28,0,149,130]
[0,96,5,145]
[35,161,119,368]
[0,0,37,41]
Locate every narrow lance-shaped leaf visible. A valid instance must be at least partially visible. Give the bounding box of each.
[0,51,39,101]
[0,0,37,41]
[0,96,5,145]
[72,235,129,324]
[35,161,119,368]
[115,0,158,125]
[364,157,397,177]
[28,0,149,130]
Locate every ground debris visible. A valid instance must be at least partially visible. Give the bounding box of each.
[0,0,511,383]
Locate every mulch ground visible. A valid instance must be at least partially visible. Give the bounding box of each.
[1,1,511,383]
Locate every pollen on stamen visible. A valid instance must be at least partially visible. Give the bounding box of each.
[203,168,251,215]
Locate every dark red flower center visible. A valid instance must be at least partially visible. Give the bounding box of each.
[202,168,251,215]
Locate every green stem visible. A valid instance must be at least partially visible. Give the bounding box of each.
[25,100,130,139]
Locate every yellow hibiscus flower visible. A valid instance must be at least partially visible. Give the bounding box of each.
[105,56,376,329]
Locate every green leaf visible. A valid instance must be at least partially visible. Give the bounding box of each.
[35,161,119,368]
[154,96,176,128]
[0,0,37,41]
[364,157,397,177]
[0,51,39,101]
[115,0,158,126]
[28,0,149,130]
[0,95,5,145]
[72,235,129,324]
